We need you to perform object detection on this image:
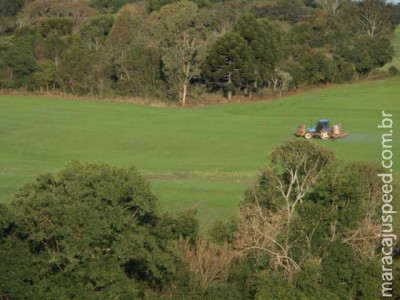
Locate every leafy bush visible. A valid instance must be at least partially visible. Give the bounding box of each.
[389,65,399,76]
[0,161,197,298]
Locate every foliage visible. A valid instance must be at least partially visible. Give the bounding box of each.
[235,140,385,298]
[1,32,36,88]
[0,0,397,98]
[0,161,199,298]
[254,272,300,300]
[150,1,211,104]
[89,0,132,14]
[82,14,114,51]
[204,32,254,99]
[56,45,95,95]
[233,14,281,88]
[338,35,393,76]
[0,0,24,16]
[32,59,57,90]
[389,65,398,76]
[321,241,380,299]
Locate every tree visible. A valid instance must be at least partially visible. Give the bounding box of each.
[234,140,334,279]
[48,2,95,32]
[180,237,238,289]
[89,0,132,14]
[32,59,57,91]
[35,17,74,66]
[358,0,392,38]
[104,4,142,54]
[309,162,383,259]
[0,0,24,17]
[315,0,342,15]
[56,45,94,95]
[105,3,155,84]
[2,32,36,88]
[204,32,254,100]
[338,35,393,77]
[103,3,163,98]
[82,14,114,51]
[321,241,380,299]
[254,272,301,300]
[24,0,95,31]
[233,140,384,298]
[233,14,281,91]
[0,161,197,298]
[0,0,25,33]
[150,1,211,105]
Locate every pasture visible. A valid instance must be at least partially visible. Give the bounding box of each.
[1,76,399,228]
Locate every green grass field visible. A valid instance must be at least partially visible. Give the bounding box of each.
[1,77,399,229]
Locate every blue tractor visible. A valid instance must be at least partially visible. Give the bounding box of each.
[297,119,345,140]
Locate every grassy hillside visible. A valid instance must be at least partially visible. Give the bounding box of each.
[1,77,399,228]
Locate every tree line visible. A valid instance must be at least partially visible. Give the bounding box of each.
[0,0,399,104]
[1,140,399,299]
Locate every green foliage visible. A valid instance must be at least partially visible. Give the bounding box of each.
[0,161,199,298]
[338,36,394,76]
[39,18,74,38]
[90,0,132,13]
[148,0,176,12]
[0,0,24,16]
[204,32,255,99]
[104,4,139,52]
[103,3,166,98]
[389,65,399,76]
[147,0,209,12]
[2,33,36,88]
[112,44,165,98]
[270,139,334,175]
[150,1,211,103]
[293,262,339,300]
[82,14,114,51]
[0,203,13,241]
[310,162,382,232]
[157,209,199,243]
[252,0,311,24]
[234,14,281,87]
[255,272,300,300]
[321,241,380,299]
[208,218,237,244]
[0,0,397,97]
[32,59,57,90]
[35,18,75,64]
[239,140,384,299]
[56,45,95,95]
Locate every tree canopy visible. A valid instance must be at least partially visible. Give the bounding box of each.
[0,161,197,298]
[0,0,398,102]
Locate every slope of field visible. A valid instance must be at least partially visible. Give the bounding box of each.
[1,77,399,228]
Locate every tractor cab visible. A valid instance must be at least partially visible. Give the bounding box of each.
[316,119,331,132]
[303,119,333,140]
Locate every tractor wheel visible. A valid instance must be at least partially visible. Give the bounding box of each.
[320,130,331,140]
[304,132,313,140]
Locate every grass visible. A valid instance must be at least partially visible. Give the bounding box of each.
[1,76,400,229]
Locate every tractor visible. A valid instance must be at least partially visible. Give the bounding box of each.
[296,119,347,140]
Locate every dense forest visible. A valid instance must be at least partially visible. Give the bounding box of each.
[1,140,399,299]
[0,0,399,104]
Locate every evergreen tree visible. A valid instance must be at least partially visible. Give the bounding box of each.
[204,32,255,100]
[234,14,281,89]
